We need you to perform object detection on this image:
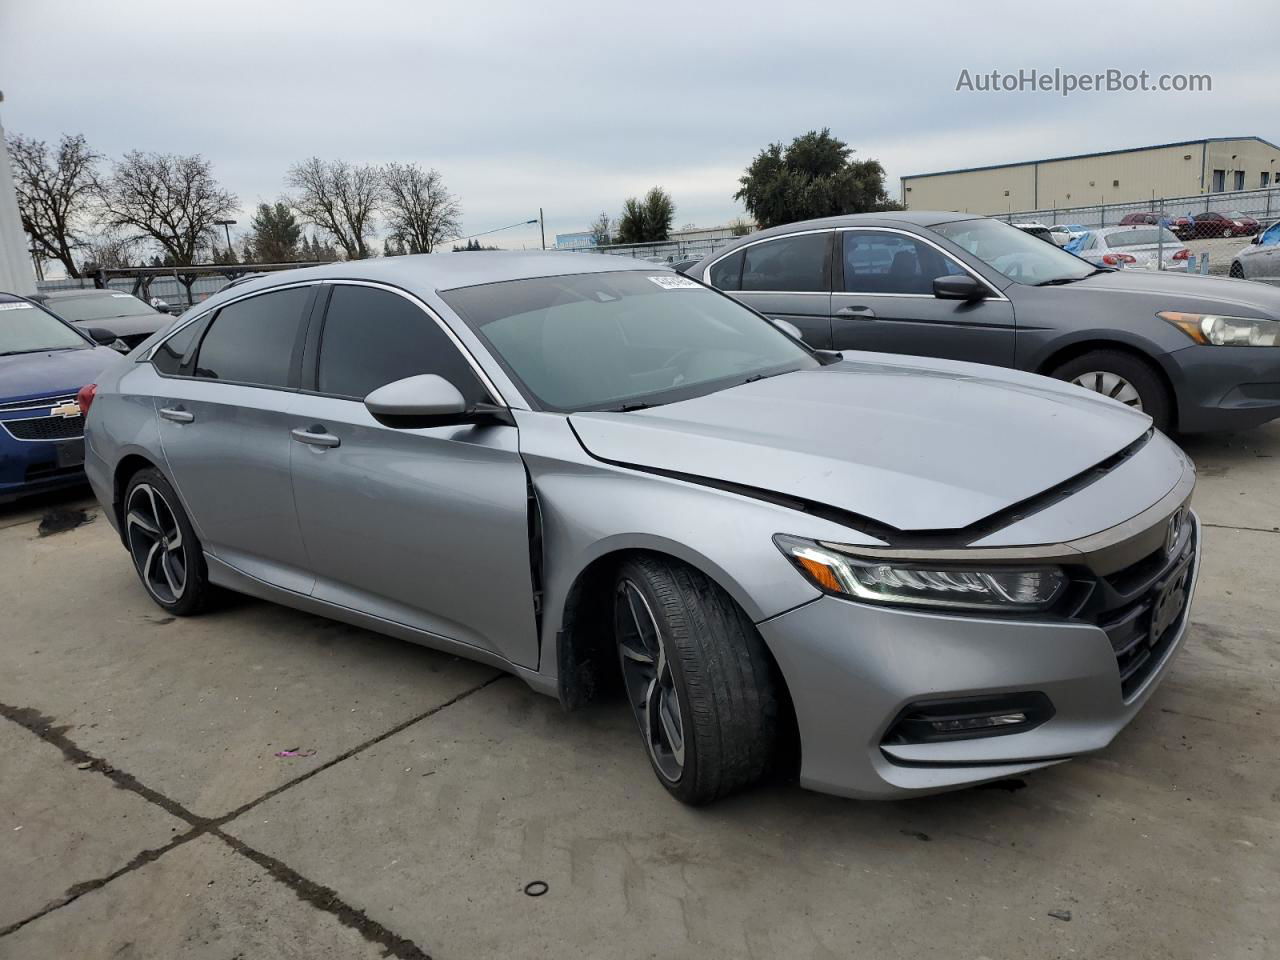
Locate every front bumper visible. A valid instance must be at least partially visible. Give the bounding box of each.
[1164,343,1280,432]
[759,513,1201,800]
[0,435,87,504]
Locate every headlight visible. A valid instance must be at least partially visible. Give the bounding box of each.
[1159,311,1280,346]
[775,536,1066,612]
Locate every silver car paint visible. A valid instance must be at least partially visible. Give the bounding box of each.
[1232,221,1280,284]
[84,252,1200,799]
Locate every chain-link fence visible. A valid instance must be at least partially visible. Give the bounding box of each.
[560,235,744,265]
[36,261,328,309]
[1002,187,1279,274]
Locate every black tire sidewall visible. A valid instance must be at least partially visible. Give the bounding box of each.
[123,467,208,616]
[1053,350,1172,432]
[613,564,699,795]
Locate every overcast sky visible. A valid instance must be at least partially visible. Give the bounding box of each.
[1,0,1273,253]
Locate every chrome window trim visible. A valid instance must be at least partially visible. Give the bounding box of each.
[320,279,511,408]
[835,226,1009,302]
[701,228,834,293]
[142,278,513,409]
[0,394,78,414]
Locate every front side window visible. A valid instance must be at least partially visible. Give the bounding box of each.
[0,299,88,356]
[441,271,817,412]
[1260,223,1280,246]
[931,218,1095,285]
[842,232,967,295]
[316,285,488,404]
[740,233,829,292]
[193,286,311,387]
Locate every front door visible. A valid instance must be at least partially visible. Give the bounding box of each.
[153,284,317,593]
[705,231,834,348]
[287,282,539,668]
[828,228,1016,366]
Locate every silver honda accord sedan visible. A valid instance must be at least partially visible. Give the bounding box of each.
[80,253,1200,804]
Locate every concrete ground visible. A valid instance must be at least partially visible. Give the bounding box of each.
[1,426,1277,960]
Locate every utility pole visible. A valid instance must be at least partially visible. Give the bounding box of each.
[539,208,545,250]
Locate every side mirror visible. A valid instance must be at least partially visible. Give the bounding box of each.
[1250,235,1261,245]
[933,274,984,301]
[770,318,803,341]
[85,326,117,345]
[364,374,511,429]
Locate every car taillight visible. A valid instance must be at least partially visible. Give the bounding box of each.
[1172,248,1190,260]
[76,383,97,417]
[1102,253,1137,266]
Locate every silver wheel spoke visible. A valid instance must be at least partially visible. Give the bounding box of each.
[126,510,160,537]
[1072,371,1144,412]
[616,579,686,784]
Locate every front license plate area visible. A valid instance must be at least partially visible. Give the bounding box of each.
[1150,556,1192,641]
[56,439,85,468]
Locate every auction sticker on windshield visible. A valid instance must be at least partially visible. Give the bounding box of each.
[648,276,701,290]
[0,302,33,311]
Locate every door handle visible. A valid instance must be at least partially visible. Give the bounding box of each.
[836,306,876,320]
[291,425,341,448]
[159,406,194,423]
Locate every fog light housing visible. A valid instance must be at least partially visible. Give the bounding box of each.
[882,692,1055,745]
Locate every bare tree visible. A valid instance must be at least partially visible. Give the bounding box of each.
[96,151,237,265]
[286,158,382,259]
[589,212,612,247]
[80,229,140,270]
[381,163,460,254]
[6,133,101,277]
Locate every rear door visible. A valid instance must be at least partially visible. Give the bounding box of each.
[287,282,539,668]
[827,228,1015,365]
[703,231,834,347]
[152,284,317,593]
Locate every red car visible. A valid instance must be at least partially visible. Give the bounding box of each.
[1172,210,1259,240]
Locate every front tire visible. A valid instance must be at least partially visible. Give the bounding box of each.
[123,468,212,616]
[613,556,778,805]
[1230,262,1245,279]
[1052,350,1173,433]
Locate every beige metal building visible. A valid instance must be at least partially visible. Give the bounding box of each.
[901,137,1280,214]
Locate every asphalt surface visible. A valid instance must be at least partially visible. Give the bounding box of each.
[0,424,1277,959]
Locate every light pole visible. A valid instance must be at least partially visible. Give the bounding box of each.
[214,219,236,259]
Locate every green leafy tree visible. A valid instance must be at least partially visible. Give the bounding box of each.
[734,129,897,228]
[248,201,302,262]
[451,238,498,252]
[615,187,675,244]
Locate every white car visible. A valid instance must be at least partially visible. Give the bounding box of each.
[1049,223,1089,247]
[1074,226,1190,271]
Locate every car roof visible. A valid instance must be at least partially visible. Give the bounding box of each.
[203,251,666,307]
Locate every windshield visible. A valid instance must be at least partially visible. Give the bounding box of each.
[46,293,156,322]
[441,271,819,412]
[931,218,1094,284]
[1108,228,1180,249]
[0,300,89,355]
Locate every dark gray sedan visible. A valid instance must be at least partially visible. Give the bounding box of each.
[693,212,1280,432]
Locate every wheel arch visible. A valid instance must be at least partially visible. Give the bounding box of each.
[551,541,797,737]
[111,453,162,544]
[1036,336,1179,430]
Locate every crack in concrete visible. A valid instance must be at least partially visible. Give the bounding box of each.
[0,672,505,952]
[1201,521,1280,535]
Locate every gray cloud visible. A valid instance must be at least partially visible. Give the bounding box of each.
[2,0,1270,251]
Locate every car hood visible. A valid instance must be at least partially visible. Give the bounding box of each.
[71,314,167,338]
[0,346,119,403]
[1072,269,1280,316]
[570,356,1153,534]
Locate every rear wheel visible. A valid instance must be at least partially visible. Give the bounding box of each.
[1051,350,1173,433]
[123,468,212,616]
[1230,262,1245,279]
[613,555,778,805]
[1222,228,1233,239]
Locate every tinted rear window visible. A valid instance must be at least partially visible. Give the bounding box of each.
[193,287,311,387]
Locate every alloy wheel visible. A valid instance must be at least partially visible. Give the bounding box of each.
[125,483,188,604]
[615,579,685,783]
[1071,370,1144,410]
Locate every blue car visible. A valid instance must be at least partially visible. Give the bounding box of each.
[1,292,121,503]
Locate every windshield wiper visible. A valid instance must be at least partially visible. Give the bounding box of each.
[1035,268,1111,286]
[0,348,64,357]
[611,401,659,412]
